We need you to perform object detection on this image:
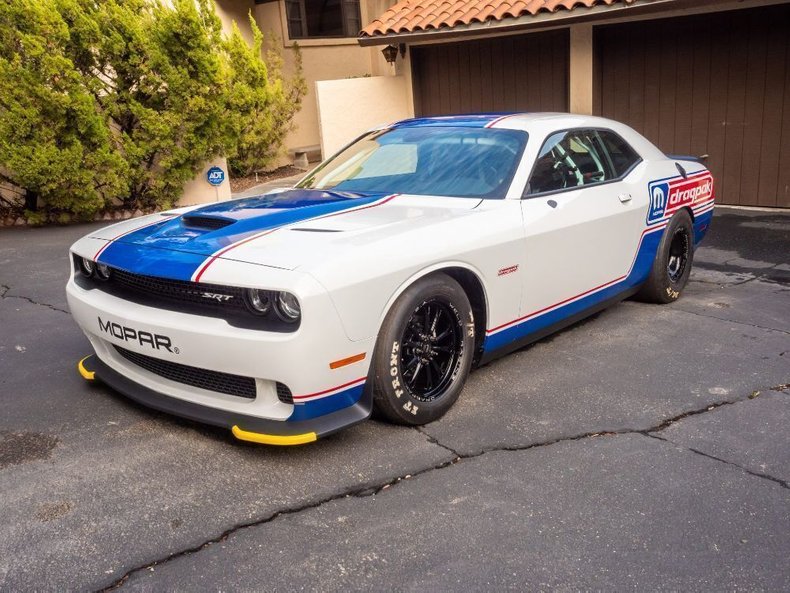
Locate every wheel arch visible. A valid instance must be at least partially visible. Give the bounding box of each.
[378,262,489,362]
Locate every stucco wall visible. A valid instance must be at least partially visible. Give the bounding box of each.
[215,0,399,170]
[316,76,412,156]
[214,0,255,44]
[253,1,386,161]
[177,157,232,207]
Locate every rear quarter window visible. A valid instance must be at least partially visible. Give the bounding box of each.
[596,130,642,177]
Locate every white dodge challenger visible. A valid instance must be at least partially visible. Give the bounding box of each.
[68,113,715,445]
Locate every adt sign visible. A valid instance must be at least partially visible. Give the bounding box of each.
[207,166,225,186]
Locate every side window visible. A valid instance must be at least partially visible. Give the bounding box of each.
[595,130,642,177]
[526,130,609,196]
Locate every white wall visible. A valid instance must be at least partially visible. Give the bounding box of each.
[177,157,231,207]
[315,76,412,158]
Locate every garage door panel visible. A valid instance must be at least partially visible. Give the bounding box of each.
[779,54,790,209]
[757,24,787,208]
[479,40,494,109]
[412,29,568,117]
[596,5,790,207]
[722,18,749,206]
[657,21,678,152]
[705,17,730,202]
[627,27,646,135]
[672,19,695,156]
[741,11,769,207]
[642,28,662,143]
[491,39,512,110]
[689,21,712,161]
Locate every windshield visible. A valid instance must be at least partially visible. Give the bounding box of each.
[297,126,528,199]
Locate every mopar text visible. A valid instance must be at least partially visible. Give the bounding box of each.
[98,317,176,352]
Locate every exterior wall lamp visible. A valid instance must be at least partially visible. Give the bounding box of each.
[382,43,406,64]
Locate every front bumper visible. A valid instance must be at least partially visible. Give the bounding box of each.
[79,354,372,444]
[66,248,376,444]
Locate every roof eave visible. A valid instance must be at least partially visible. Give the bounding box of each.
[358,0,682,46]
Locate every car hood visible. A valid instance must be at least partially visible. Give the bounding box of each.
[91,189,482,273]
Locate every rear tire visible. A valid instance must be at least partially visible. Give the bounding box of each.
[637,210,694,304]
[371,273,475,425]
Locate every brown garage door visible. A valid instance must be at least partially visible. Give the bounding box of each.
[595,5,790,208]
[411,29,569,117]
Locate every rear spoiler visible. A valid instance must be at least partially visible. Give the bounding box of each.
[666,154,709,164]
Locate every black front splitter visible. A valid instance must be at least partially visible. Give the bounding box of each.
[78,355,372,445]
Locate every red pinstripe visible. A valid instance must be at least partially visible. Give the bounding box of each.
[486,221,669,335]
[292,377,366,401]
[93,215,176,261]
[192,194,399,283]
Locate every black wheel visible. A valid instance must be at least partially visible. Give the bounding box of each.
[371,273,475,425]
[637,210,694,304]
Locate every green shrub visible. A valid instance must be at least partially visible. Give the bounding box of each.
[225,18,306,177]
[0,0,127,217]
[0,0,304,218]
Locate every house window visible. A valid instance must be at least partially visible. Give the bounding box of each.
[284,0,361,38]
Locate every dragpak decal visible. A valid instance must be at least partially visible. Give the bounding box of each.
[647,171,714,224]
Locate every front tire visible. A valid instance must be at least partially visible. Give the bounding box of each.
[371,274,475,425]
[637,210,694,304]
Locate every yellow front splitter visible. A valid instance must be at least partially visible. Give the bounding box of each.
[231,425,317,446]
[78,356,95,381]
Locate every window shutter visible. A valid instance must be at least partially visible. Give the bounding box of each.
[342,0,361,36]
[284,0,305,38]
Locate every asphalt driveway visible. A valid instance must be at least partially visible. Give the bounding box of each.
[0,206,788,591]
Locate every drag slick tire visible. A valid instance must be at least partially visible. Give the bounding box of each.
[372,273,475,425]
[637,209,694,304]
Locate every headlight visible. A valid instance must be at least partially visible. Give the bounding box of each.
[78,257,95,277]
[244,288,272,315]
[95,262,111,280]
[275,291,301,323]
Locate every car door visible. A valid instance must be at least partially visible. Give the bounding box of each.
[516,128,647,331]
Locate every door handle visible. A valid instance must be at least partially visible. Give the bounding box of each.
[618,193,632,203]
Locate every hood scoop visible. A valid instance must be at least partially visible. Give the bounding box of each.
[182,215,235,230]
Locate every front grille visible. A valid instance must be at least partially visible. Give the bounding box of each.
[276,383,293,404]
[182,216,234,230]
[114,345,256,399]
[109,268,247,312]
[72,254,299,331]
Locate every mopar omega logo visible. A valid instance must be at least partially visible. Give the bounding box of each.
[98,317,178,353]
[648,182,668,224]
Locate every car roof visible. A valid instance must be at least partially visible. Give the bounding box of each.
[391,112,618,130]
[386,112,665,160]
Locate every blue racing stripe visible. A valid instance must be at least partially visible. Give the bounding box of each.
[483,228,665,353]
[288,384,365,421]
[693,209,714,247]
[96,190,387,281]
[391,113,517,129]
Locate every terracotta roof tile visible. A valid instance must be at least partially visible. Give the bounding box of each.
[361,0,643,37]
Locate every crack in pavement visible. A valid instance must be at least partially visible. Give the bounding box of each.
[671,306,790,336]
[414,425,461,458]
[100,456,459,591]
[99,381,788,592]
[646,433,790,491]
[690,271,758,287]
[0,284,69,314]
